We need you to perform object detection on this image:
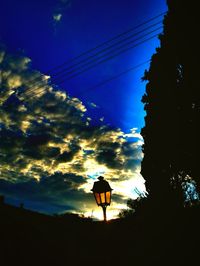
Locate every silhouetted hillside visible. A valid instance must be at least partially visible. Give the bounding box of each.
[1,201,200,266]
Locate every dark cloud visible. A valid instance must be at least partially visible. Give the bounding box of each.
[0,172,90,214]
[57,147,79,163]
[96,148,122,169]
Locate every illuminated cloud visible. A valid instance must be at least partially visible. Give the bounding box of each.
[0,47,146,219]
[88,102,99,109]
[53,13,62,22]
[52,0,72,25]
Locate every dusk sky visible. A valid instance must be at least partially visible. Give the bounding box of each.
[0,0,167,220]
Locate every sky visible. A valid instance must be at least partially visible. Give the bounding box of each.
[0,0,167,220]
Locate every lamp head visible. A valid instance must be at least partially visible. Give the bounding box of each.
[91,177,113,207]
[98,176,104,181]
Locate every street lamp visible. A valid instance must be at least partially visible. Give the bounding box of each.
[91,176,113,221]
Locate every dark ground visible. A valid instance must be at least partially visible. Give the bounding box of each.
[0,201,199,266]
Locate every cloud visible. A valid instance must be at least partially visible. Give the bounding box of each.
[0,173,89,214]
[0,46,146,219]
[52,0,72,25]
[53,14,62,22]
[88,102,99,109]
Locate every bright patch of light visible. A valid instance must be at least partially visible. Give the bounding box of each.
[182,177,199,202]
[125,128,143,140]
[84,159,107,180]
[80,167,147,221]
[53,13,62,22]
[112,172,146,199]
[84,203,126,221]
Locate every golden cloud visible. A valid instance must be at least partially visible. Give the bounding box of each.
[0,47,146,219]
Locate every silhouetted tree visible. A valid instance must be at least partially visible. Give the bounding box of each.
[141,0,200,210]
[118,196,147,219]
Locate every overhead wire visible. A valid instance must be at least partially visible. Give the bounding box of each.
[30,59,151,100]
[78,60,150,96]
[52,21,162,78]
[18,12,166,97]
[25,22,162,97]
[26,32,160,101]
[22,12,166,97]
[25,28,162,99]
[19,12,165,100]
[52,28,162,82]
[49,11,166,72]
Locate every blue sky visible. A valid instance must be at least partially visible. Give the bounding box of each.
[0,0,167,219]
[0,0,167,131]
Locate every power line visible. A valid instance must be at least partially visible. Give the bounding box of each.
[50,11,166,72]
[29,59,150,101]
[52,20,162,78]
[25,23,162,97]
[25,28,161,98]
[79,60,150,95]
[52,32,161,84]
[26,32,159,101]
[23,12,166,96]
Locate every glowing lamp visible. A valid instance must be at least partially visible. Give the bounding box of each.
[91,176,113,221]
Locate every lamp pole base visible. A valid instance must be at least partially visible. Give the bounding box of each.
[102,205,107,222]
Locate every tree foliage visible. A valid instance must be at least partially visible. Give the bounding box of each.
[141,0,200,209]
[118,196,147,219]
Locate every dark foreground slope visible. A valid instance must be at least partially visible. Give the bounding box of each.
[0,202,200,266]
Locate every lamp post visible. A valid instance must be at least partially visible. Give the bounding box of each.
[91,176,113,222]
